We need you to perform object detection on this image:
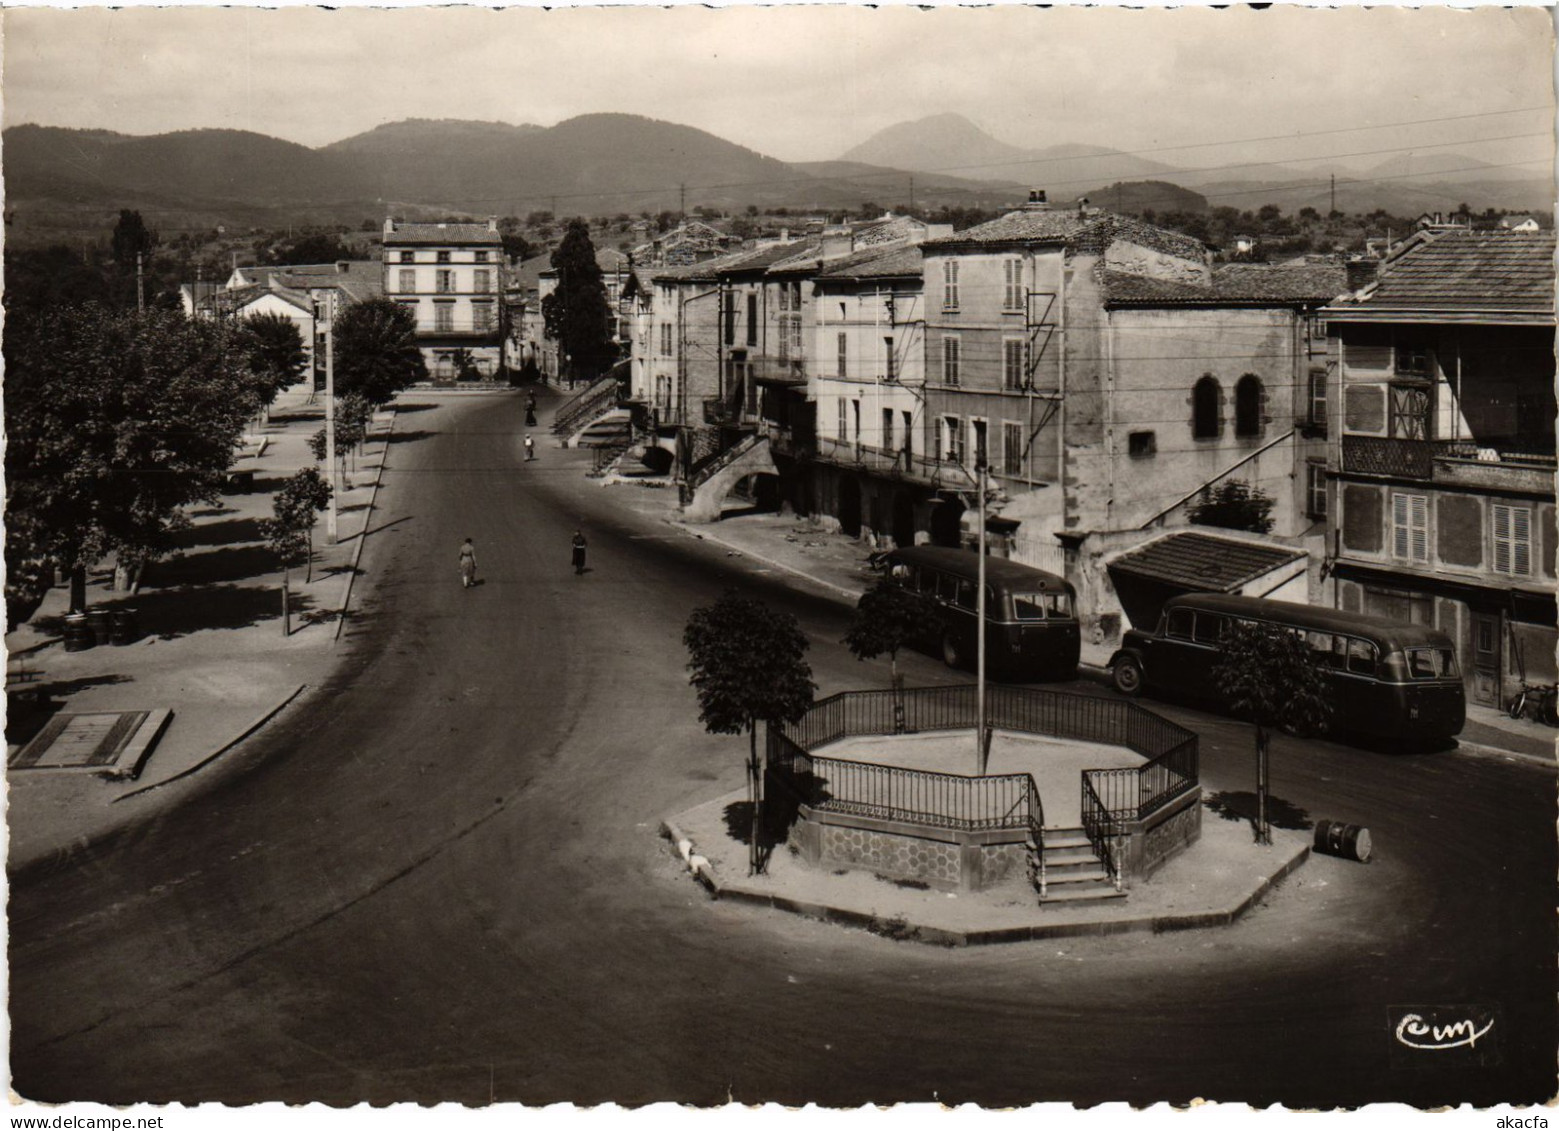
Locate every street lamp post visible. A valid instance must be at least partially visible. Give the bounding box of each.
[976,458,988,775]
[317,290,339,544]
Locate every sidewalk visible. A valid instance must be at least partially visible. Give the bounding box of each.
[4,388,397,874]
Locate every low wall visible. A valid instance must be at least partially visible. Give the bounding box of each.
[1120,786,1202,881]
[789,804,1030,893]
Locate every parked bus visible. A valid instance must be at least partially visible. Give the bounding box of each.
[883,546,1080,681]
[1107,593,1465,746]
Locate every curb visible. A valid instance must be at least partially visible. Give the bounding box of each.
[667,521,864,605]
[113,683,309,802]
[659,816,1306,946]
[1452,738,1556,769]
[333,408,396,644]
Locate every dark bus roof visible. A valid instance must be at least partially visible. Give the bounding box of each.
[1162,593,1455,649]
[887,546,1072,592]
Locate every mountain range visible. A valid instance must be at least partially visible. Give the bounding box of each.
[4,111,1550,243]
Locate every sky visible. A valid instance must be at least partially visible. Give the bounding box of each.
[2,3,1554,176]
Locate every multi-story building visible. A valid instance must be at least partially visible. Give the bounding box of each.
[1320,229,1557,708]
[381,218,505,379]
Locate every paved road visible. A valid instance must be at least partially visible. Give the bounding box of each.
[9,394,1554,1108]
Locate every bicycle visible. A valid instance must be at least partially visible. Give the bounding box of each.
[1506,681,1559,726]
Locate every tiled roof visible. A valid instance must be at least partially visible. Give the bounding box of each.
[651,240,808,283]
[1103,263,1346,306]
[383,221,502,246]
[1324,230,1556,323]
[1108,532,1306,592]
[922,209,1206,264]
[816,245,924,282]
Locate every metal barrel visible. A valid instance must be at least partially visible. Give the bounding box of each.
[1314,819,1372,863]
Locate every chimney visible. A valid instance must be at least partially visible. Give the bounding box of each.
[1024,190,1050,211]
[821,225,854,260]
[383,217,395,238]
[337,261,350,274]
[488,216,499,233]
[1345,258,1378,291]
[1078,196,1090,217]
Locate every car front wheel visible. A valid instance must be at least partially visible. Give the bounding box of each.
[1112,655,1144,696]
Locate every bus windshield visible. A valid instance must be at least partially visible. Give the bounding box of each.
[1408,647,1458,679]
[1013,592,1072,620]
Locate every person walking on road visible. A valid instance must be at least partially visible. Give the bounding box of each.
[525,392,538,427]
[524,433,536,462]
[571,530,588,575]
[458,537,478,589]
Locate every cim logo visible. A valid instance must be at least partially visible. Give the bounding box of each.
[1388,1005,1500,1067]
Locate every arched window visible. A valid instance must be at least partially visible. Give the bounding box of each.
[1192,376,1221,439]
[1235,374,1263,437]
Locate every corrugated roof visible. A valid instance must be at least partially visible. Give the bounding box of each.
[816,244,923,282]
[1323,230,1556,324]
[383,221,502,246]
[1108,532,1305,592]
[1103,263,1346,306]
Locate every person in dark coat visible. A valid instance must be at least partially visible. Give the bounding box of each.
[571,530,588,575]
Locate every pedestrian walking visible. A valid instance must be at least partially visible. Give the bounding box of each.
[524,433,536,462]
[525,404,538,427]
[571,530,588,575]
[458,537,478,589]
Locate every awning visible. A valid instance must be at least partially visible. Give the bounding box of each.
[1108,532,1306,592]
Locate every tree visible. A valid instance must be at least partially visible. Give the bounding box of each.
[844,576,944,732]
[333,298,427,406]
[684,591,815,875]
[540,219,616,384]
[1211,621,1330,846]
[309,391,373,473]
[268,232,352,266]
[240,312,307,412]
[260,467,332,635]
[5,304,259,614]
[1188,479,1276,534]
[111,209,156,272]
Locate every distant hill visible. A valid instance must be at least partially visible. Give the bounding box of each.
[1071,181,1208,215]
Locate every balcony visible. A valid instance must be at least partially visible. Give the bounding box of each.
[804,434,978,490]
[1342,434,1556,493]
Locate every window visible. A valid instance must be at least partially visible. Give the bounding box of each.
[901,411,913,459]
[1305,630,1340,667]
[1235,375,1263,437]
[473,302,495,332]
[1129,431,1157,458]
[1346,638,1378,676]
[837,332,848,378]
[852,400,861,447]
[722,295,735,346]
[436,251,451,264]
[954,579,976,610]
[1389,383,1431,440]
[398,251,414,264]
[1308,367,1327,428]
[473,269,491,294]
[1492,504,1533,577]
[1003,338,1027,390]
[436,269,454,294]
[1307,460,1327,520]
[398,269,416,294]
[942,260,960,310]
[1192,614,1227,646]
[1408,647,1458,679]
[944,416,965,464]
[787,315,803,360]
[1165,608,1195,640]
[882,409,894,452]
[943,337,961,386]
[1395,344,1431,378]
[659,323,673,358]
[433,302,454,332]
[1391,492,1429,562]
[1003,421,1024,476]
[837,398,848,441]
[1013,593,1049,621]
[475,250,489,263]
[1003,258,1023,310]
[971,419,988,469]
[746,293,758,346]
[1193,376,1221,439]
[884,337,897,382]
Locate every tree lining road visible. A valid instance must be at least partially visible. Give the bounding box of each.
[9,394,1554,1107]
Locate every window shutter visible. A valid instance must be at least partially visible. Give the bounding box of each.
[1411,494,1428,561]
[1493,504,1511,574]
[1514,507,1531,575]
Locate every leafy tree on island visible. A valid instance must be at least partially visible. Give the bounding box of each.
[541,219,616,385]
[1211,620,1330,846]
[684,591,815,875]
[1188,479,1276,535]
[333,298,427,406]
[4,305,265,619]
[241,311,308,416]
[261,466,333,636]
[844,576,944,732]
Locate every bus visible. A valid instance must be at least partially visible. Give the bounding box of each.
[882,546,1081,681]
[1107,593,1465,746]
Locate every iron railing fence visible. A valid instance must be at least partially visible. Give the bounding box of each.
[552,375,621,436]
[1080,774,1124,889]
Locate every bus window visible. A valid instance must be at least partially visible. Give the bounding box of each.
[955,579,976,610]
[1192,613,1227,645]
[1045,592,1073,618]
[937,574,959,603]
[1165,609,1195,640]
[1305,630,1338,666]
[1408,647,1457,678]
[1347,638,1378,676]
[1013,593,1047,620]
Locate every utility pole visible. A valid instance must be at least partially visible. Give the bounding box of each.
[321,290,339,544]
[1330,174,1336,216]
[136,252,145,313]
[908,175,915,215]
[976,457,988,775]
[679,183,687,220]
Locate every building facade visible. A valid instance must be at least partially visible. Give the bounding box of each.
[1321,230,1557,707]
[381,218,506,379]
